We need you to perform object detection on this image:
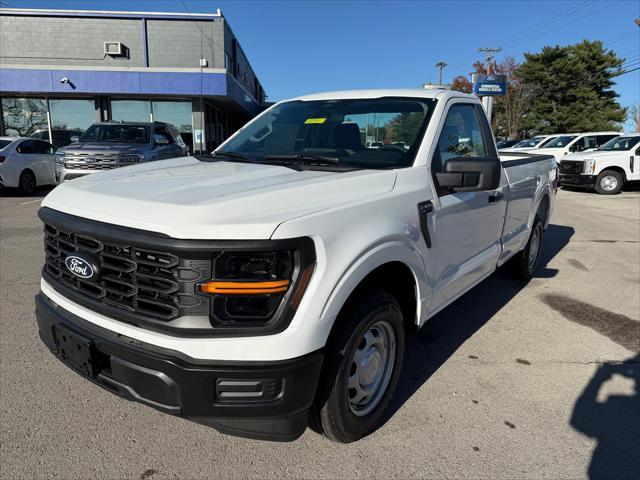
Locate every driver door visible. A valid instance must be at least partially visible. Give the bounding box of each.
[428,102,506,313]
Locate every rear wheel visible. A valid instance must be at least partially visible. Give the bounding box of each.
[594,170,623,195]
[508,216,544,280]
[17,170,36,196]
[310,288,405,443]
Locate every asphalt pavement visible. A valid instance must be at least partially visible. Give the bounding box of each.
[1,186,638,479]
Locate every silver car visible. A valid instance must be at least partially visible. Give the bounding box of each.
[55,121,188,183]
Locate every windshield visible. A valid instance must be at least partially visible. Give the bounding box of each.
[219,97,436,169]
[543,135,577,148]
[515,136,546,148]
[598,136,640,151]
[80,124,150,143]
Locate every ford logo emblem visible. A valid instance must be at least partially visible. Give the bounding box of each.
[64,254,100,281]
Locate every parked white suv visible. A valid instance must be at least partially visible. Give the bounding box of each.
[35,89,556,443]
[559,133,640,194]
[531,132,620,162]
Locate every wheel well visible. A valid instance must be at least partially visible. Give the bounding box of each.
[336,262,418,332]
[598,166,626,181]
[537,194,550,226]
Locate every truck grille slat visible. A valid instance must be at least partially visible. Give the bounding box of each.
[559,160,584,174]
[43,223,209,323]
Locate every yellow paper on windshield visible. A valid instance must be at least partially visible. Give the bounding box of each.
[304,117,327,124]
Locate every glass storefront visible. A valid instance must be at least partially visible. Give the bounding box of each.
[48,99,96,147]
[1,97,48,138]
[111,100,152,123]
[152,101,193,151]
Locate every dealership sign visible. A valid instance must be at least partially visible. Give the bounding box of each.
[472,74,507,96]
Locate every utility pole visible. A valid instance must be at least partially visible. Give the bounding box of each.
[435,61,447,85]
[477,47,501,123]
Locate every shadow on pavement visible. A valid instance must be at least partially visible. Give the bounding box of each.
[0,185,55,198]
[382,223,575,425]
[570,355,640,480]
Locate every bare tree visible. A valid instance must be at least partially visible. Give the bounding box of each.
[628,103,640,133]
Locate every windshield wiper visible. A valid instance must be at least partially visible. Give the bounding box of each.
[264,154,340,165]
[212,150,257,163]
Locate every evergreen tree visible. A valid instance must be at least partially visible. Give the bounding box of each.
[518,40,626,134]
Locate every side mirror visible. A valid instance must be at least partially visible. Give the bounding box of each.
[70,135,79,143]
[435,157,501,192]
[154,135,169,145]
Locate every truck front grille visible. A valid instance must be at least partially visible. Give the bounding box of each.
[43,223,209,323]
[63,153,141,170]
[559,160,584,174]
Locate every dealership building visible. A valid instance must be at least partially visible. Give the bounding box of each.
[0,7,266,152]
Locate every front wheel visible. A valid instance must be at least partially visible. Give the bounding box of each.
[508,216,544,280]
[594,170,623,195]
[310,288,405,443]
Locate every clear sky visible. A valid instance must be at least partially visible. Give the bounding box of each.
[4,0,640,130]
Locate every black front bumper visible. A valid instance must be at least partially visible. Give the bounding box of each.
[35,292,323,441]
[559,173,596,187]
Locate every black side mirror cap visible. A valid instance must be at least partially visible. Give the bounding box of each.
[435,157,501,192]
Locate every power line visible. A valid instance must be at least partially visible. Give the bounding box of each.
[438,0,597,79]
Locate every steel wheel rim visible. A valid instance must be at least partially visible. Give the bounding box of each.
[347,319,396,417]
[600,175,618,191]
[528,227,541,271]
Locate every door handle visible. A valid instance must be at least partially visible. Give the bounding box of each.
[488,191,504,203]
[417,200,434,248]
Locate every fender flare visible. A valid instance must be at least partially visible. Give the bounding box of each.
[320,240,429,327]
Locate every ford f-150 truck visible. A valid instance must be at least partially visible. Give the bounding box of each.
[559,133,640,194]
[35,89,556,443]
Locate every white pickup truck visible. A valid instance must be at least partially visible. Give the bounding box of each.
[559,133,640,194]
[35,89,556,443]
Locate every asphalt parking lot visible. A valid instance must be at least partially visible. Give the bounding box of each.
[1,186,639,480]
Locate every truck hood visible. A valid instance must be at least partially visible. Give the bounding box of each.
[60,142,149,154]
[42,157,398,239]
[561,150,627,161]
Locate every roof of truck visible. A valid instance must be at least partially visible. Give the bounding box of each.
[287,88,475,102]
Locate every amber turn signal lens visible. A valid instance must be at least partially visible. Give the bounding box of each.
[199,279,290,295]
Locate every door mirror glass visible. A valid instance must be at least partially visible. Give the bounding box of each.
[435,157,501,192]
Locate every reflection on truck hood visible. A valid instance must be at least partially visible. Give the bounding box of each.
[42,156,398,239]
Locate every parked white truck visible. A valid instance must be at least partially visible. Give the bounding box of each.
[559,133,640,194]
[36,89,556,443]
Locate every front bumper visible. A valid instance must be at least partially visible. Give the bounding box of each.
[35,292,324,441]
[559,173,597,187]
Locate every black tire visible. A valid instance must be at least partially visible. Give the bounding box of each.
[508,215,544,281]
[594,170,623,195]
[17,170,36,196]
[310,287,405,443]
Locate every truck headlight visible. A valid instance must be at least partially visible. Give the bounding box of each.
[584,159,596,174]
[198,242,315,330]
[55,153,65,165]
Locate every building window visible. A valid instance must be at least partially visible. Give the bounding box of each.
[1,97,48,138]
[111,100,151,122]
[151,101,193,151]
[49,99,96,147]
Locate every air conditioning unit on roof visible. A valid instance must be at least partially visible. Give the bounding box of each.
[104,42,123,56]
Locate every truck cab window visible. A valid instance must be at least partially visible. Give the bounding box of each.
[437,104,487,162]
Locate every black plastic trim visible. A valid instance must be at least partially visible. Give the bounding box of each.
[35,292,323,441]
[38,207,317,337]
[499,152,555,168]
[559,173,597,186]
